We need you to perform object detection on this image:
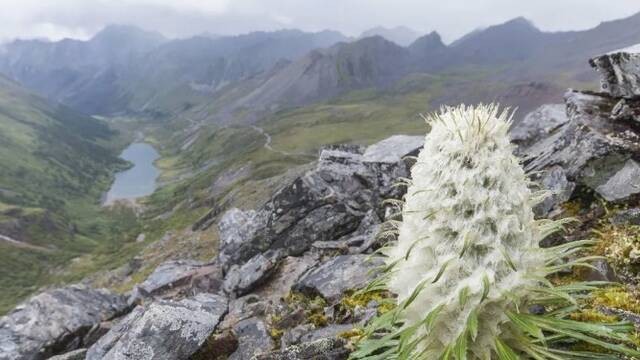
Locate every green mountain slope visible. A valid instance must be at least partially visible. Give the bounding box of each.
[0,75,136,313]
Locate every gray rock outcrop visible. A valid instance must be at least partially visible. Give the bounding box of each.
[86,293,227,360]
[294,255,383,303]
[0,285,128,360]
[217,136,422,272]
[590,45,640,98]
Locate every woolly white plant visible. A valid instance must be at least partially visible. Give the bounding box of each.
[351,104,640,360]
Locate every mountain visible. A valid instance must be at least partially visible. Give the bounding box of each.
[0,27,347,115]
[0,74,129,312]
[360,26,422,46]
[195,12,640,124]
[0,74,124,244]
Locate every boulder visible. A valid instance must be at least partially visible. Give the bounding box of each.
[0,285,129,360]
[251,338,349,360]
[223,250,282,297]
[590,46,640,98]
[595,159,640,201]
[217,136,421,271]
[130,260,223,303]
[361,135,423,163]
[228,317,274,360]
[511,104,568,149]
[86,293,227,360]
[294,255,383,303]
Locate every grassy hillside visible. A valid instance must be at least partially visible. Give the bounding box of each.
[0,76,143,313]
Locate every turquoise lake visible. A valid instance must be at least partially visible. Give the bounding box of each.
[104,143,160,204]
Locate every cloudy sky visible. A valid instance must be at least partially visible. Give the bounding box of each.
[2,0,640,44]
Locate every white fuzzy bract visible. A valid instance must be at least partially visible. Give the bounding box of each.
[385,104,546,358]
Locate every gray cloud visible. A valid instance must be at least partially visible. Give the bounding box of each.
[1,0,639,43]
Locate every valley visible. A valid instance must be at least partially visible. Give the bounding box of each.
[1,9,640,346]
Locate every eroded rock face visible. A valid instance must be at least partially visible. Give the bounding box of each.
[521,90,640,204]
[0,285,128,360]
[294,255,383,303]
[86,293,227,360]
[217,136,422,272]
[590,46,640,98]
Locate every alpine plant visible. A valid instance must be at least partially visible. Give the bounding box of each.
[351,104,640,360]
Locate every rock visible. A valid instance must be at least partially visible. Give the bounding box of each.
[130,260,222,303]
[511,104,569,149]
[229,317,274,360]
[219,295,268,330]
[191,330,239,360]
[217,136,420,271]
[0,285,129,360]
[223,250,282,297]
[251,338,349,360]
[217,208,269,272]
[590,47,640,98]
[86,293,227,360]
[522,90,640,195]
[345,210,382,254]
[610,207,640,225]
[294,255,383,303]
[280,324,315,348]
[46,349,87,360]
[595,159,640,201]
[532,166,575,216]
[610,98,640,123]
[252,254,318,304]
[361,135,424,163]
[298,324,355,344]
[584,259,619,283]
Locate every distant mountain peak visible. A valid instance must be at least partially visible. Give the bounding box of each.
[359,26,422,46]
[409,31,445,50]
[497,17,539,32]
[92,24,166,44]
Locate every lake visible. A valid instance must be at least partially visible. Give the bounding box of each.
[104,143,160,204]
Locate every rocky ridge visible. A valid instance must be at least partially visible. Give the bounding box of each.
[2,48,640,359]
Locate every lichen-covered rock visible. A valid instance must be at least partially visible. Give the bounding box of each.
[86,293,227,360]
[251,338,349,360]
[223,250,282,297]
[294,255,383,303]
[590,46,640,98]
[0,285,129,360]
[217,136,421,271]
[228,317,274,360]
[218,209,269,271]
